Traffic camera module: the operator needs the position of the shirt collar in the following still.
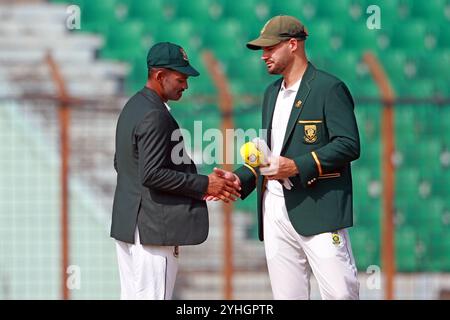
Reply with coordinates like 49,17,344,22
280,77,302,93
164,102,171,112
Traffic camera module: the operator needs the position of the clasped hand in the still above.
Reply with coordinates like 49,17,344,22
203,168,241,203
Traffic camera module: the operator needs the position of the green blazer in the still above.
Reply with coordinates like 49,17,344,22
111,87,209,246
235,62,360,240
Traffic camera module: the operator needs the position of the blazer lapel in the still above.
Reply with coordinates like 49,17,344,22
263,79,282,150
280,62,316,154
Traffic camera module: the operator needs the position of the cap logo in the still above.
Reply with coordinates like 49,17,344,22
180,48,189,61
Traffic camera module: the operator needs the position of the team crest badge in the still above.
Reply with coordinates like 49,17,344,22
304,124,317,143
180,48,189,61
332,232,341,246
295,100,302,108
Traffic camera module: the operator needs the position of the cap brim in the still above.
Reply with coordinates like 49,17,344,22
170,64,200,77
246,37,282,50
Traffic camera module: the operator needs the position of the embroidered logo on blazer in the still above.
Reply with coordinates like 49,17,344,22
304,124,317,143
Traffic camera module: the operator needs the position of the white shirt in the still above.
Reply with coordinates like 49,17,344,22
267,77,302,197
164,102,171,112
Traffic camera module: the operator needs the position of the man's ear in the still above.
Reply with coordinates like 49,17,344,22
155,69,164,81
289,38,298,52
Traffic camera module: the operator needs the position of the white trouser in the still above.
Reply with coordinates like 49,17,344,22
115,227,179,300
263,190,360,300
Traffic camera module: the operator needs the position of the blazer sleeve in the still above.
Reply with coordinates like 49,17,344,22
294,81,360,187
136,110,208,200
234,165,260,200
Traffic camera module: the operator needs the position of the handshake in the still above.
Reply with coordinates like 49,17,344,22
203,138,299,203
204,168,242,203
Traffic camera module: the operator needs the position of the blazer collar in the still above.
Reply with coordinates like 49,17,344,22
263,78,282,148
280,61,316,153
139,86,167,111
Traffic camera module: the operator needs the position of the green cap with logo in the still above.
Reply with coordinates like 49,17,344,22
147,42,200,77
246,15,308,50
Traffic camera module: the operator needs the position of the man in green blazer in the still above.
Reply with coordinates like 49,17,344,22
111,42,240,300
216,15,360,299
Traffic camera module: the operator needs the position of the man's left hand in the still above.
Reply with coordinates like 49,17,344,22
260,156,299,180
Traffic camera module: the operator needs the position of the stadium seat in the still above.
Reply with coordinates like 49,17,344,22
81,0,119,33
229,78,270,96
305,20,335,56
343,22,379,54
413,105,442,137
397,197,444,232
408,140,442,171
394,79,435,99
152,19,202,52
174,0,214,22
417,50,450,82
379,50,408,83
415,198,446,233
226,53,267,81
395,168,420,199
395,226,418,272
357,105,381,139
316,0,351,20
320,51,364,85
349,80,379,99
363,0,402,26
270,1,309,19
233,111,261,132
436,170,450,199
410,0,447,22
101,21,145,61
221,0,270,31
352,167,374,204
441,107,450,147
126,0,167,26
395,123,439,160
349,227,380,270
390,19,428,51
395,105,422,146
203,19,246,61
125,55,147,93
429,233,450,271
356,198,382,228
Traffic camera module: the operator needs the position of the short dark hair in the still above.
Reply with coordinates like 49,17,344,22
148,67,167,79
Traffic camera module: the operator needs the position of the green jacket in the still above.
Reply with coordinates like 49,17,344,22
235,62,360,240
111,87,209,245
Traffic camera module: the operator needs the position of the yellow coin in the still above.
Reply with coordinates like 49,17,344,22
240,142,262,167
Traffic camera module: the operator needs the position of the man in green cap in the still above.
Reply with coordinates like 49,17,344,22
216,15,360,299
111,42,240,300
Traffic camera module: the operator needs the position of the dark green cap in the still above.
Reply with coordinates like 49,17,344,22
247,15,308,50
147,42,199,77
